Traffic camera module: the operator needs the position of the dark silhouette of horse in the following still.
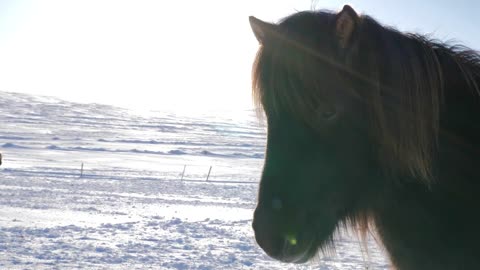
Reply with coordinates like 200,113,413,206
249,5,480,270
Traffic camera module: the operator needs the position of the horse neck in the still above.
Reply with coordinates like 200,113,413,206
370,49,480,270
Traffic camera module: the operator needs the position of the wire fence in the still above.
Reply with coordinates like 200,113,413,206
72,161,263,184
0,150,263,184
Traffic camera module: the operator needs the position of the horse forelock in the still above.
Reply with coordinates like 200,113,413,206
252,15,346,127
252,11,480,185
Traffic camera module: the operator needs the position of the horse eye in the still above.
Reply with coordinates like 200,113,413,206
315,105,337,120
321,110,337,119
315,107,337,120
271,198,283,210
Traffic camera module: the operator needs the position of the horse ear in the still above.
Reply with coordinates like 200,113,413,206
336,5,359,48
249,16,278,44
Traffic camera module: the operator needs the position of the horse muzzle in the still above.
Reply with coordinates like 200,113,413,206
252,204,317,263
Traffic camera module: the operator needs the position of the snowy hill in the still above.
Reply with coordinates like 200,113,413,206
0,91,389,269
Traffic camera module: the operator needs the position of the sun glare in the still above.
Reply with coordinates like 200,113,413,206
0,0,478,113
0,0,321,113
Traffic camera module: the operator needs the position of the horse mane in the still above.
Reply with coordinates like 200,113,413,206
252,10,480,184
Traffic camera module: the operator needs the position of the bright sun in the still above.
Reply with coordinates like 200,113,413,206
0,0,318,113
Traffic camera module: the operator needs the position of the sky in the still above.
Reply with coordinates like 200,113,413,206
0,0,478,113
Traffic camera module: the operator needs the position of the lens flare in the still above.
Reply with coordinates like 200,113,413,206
286,234,297,246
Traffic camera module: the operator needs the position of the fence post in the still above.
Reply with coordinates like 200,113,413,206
206,166,212,181
180,165,186,181
80,162,84,178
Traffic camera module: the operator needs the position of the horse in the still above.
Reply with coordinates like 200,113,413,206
249,5,480,270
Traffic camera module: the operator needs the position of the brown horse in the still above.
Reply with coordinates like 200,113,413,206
249,5,480,269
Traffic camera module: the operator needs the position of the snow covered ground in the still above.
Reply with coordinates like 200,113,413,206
0,91,390,269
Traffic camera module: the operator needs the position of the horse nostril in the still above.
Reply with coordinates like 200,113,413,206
271,198,282,210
